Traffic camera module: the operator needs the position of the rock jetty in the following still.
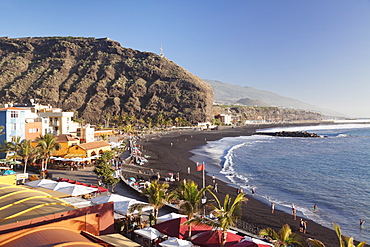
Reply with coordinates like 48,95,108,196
259,131,322,138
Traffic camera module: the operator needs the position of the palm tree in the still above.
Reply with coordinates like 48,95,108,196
259,224,302,247
308,223,366,247
17,140,39,174
0,141,16,159
141,180,174,224
184,192,247,247
36,133,61,171
176,180,213,237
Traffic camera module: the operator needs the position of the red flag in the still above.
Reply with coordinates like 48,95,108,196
197,162,204,171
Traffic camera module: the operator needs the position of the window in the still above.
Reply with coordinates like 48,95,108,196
10,123,17,130
10,111,19,118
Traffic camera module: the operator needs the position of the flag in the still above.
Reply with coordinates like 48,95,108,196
197,162,204,171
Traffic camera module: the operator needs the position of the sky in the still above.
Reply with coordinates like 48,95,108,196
1,0,370,117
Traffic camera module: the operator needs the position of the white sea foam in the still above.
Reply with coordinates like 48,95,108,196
257,124,370,133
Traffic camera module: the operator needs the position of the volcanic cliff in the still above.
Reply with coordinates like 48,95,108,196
0,37,214,124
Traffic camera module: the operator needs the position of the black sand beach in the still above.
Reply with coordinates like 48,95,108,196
137,125,343,247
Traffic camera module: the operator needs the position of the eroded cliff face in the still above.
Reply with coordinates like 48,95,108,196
0,37,214,124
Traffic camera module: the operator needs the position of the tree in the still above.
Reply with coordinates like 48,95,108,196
184,192,247,247
0,141,15,159
17,140,39,174
176,180,213,237
141,180,174,224
36,133,61,171
259,224,302,247
308,223,366,247
92,151,120,191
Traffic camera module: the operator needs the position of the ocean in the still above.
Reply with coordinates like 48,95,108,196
190,124,370,242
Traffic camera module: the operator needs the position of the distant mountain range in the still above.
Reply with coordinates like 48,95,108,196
204,79,345,117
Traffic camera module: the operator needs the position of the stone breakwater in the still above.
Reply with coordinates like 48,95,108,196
259,131,322,138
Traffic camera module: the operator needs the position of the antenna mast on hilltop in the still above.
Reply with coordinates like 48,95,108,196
159,44,165,57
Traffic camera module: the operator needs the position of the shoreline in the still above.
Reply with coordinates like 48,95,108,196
138,124,342,246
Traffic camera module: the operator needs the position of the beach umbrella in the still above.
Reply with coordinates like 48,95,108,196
134,227,162,240
191,230,243,247
159,237,194,247
3,170,16,175
153,217,212,239
25,179,58,188
232,236,274,247
157,212,187,222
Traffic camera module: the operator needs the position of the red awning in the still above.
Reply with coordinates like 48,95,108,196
153,217,212,239
191,230,243,247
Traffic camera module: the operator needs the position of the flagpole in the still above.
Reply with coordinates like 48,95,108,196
202,162,205,190
202,162,206,216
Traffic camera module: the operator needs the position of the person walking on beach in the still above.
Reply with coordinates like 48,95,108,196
251,188,255,196
214,183,218,193
313,204,317,213
187,166,190,174
271,202,275,214
292,207,297,220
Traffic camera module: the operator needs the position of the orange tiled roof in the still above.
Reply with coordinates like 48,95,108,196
77,141,110,150
55,134,79,142
0,107,25,111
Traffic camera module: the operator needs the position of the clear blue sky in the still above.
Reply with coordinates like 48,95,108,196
1,0,370,117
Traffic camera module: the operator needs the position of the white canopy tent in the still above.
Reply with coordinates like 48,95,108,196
115,200,153,215
157,213,187,222
134,227,163,240
25,179,58,188
57,184,98,196
39,181,75,191
159,238,194,247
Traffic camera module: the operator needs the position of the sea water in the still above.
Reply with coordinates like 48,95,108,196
190,124,370,242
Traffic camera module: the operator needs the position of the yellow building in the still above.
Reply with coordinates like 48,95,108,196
65,141,111,158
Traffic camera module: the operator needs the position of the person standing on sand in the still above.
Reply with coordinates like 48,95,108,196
313,204,317,213
271,202,275,214
299,218,304,232
214,183,218,193
251,188,255,196
187,167,190,174
212,175,216,183
292,207,297,220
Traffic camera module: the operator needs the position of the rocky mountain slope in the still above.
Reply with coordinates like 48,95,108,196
205,79,345,117
0,37,214,124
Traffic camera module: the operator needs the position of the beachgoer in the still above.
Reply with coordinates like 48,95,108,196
360,219,365,229
303,221,307,233
176,172,180,181
214,183,218,193
236,188,240,195
293,207,297,220
299,218,304,232
212,175,216,183
291,204,295,215
187,167,190,174
313,204,317,213
251,188,255,196
271,202,275,214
